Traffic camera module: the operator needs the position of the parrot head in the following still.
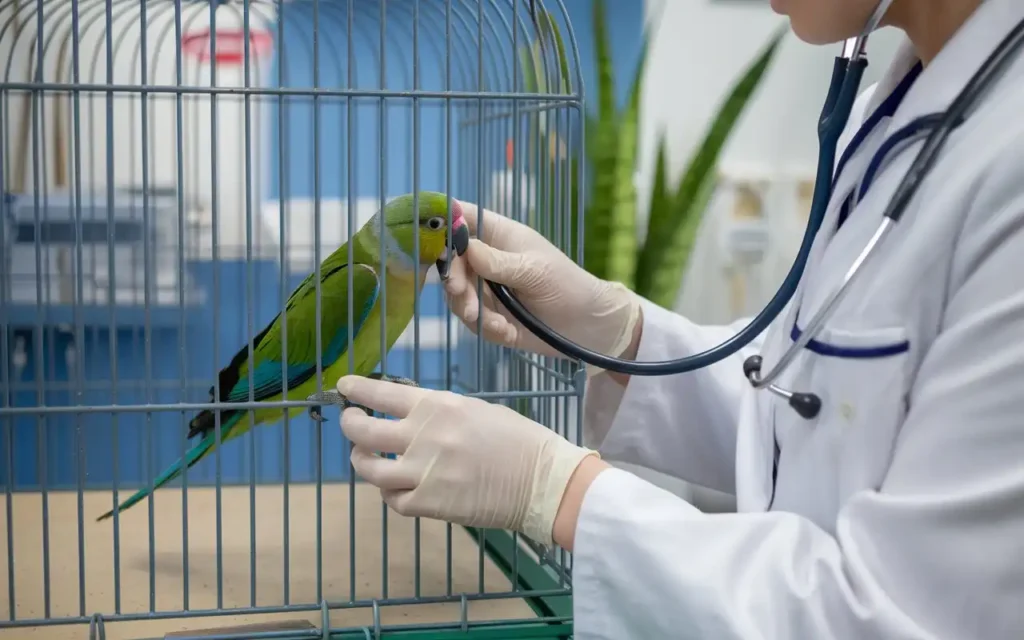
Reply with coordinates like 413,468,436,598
381,191,470,279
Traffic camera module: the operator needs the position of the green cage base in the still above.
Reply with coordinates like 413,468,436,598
329,620,572,639
331,528,574,638
461,528,572,620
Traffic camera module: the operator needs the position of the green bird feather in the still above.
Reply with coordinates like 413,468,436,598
97,192,470,522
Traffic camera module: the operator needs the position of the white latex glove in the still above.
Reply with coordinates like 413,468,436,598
443,200,642,374
337,374,599,546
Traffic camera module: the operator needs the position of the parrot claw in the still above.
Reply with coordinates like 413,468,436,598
306,374,421,422
305,390,357,422
309,406,325,422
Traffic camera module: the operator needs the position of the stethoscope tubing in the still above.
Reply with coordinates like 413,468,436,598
486,7,1024,392
487,48,864,378
748,217,895,390
485,25,874,377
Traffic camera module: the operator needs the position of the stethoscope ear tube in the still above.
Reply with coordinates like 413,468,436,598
484,14,1024,423
744,216,897,401
484,49,868,379
745,17,1024,416
883,15,1024,224
482,54,867,378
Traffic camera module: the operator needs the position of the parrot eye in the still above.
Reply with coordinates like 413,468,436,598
425,216,445,230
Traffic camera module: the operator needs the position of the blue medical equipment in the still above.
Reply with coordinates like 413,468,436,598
484,5,1024,420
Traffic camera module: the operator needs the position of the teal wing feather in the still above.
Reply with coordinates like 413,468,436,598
229,262,382,400
187,262,381,440
96,263,381,523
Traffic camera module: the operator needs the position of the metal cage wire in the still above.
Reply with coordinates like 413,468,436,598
0,0,586,638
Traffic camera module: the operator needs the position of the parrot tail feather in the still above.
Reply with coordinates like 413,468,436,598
95,431,219,522
187,407,239,441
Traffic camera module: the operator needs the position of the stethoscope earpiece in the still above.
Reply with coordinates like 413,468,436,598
743,355,822,420
742,355,764,380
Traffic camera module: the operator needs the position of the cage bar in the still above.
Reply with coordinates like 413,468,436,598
0,1,584,637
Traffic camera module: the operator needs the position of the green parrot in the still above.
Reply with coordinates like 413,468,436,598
96,192,470,522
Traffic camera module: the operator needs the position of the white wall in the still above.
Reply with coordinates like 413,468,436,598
639,0,904,197
624,0,906,508
640,3,905,324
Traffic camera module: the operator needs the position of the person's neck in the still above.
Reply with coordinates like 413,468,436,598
885,0,985,65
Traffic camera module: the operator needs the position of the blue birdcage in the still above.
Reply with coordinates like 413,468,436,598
0,1,583,637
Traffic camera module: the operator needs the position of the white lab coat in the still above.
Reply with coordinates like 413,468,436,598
573,1,1024,638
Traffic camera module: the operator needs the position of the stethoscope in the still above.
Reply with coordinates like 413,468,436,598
484,1,1024,420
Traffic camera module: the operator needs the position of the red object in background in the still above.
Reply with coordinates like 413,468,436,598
506,139,514,167
181,28,272,65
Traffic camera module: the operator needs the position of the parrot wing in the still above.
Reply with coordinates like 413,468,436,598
187,262,381,439
96,262,382,523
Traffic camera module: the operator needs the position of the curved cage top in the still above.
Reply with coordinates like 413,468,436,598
0,0,585,98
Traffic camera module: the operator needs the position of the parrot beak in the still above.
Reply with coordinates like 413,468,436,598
436,217,470,281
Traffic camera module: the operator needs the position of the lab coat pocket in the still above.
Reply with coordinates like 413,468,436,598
810,324,911,499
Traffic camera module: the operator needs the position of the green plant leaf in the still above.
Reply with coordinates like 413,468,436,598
535,8,572,95
603,35,649,288
591,0,617,124
519,41,539,93
635,26,786,308
517,9,578,255
634,135,671,296
523,40,543,169
533,10,573,246
581,0,620,280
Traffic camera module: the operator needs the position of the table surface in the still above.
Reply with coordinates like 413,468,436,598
0,484,538,639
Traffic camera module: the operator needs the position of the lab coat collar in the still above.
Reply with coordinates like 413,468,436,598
880,0,1024,131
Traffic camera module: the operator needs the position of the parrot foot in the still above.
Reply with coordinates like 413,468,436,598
305,392,341,423
306,373,420,423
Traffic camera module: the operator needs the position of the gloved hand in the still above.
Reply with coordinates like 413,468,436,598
337,374,599,546
443,200,642,372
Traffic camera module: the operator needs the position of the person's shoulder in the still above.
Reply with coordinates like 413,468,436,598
975,53,1024,153
934,61,1024,283
949,81,1024,283
964,74,1024,218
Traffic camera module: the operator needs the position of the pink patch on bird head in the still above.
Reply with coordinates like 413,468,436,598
451,199,467,229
